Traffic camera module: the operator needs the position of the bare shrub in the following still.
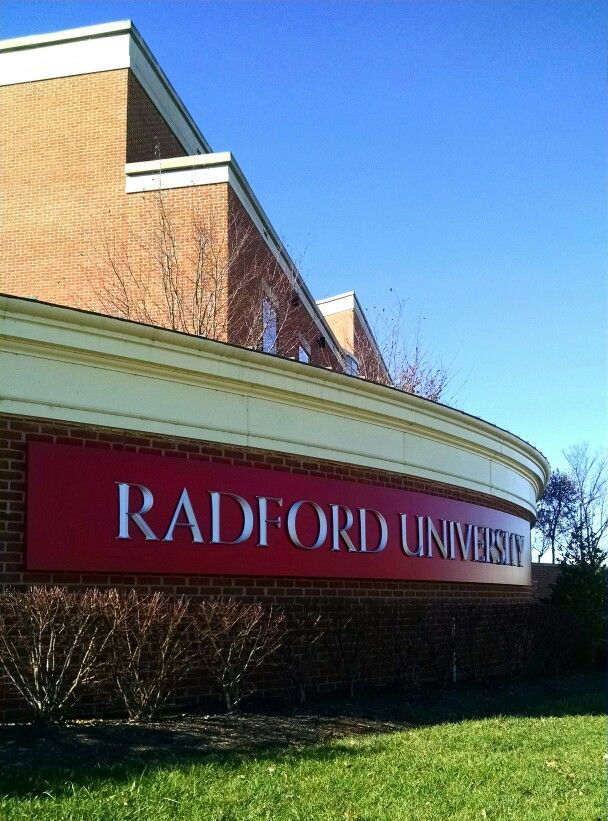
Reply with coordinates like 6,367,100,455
284,606,325,704
417,603,458,685
389,602,426,691
493,604,536,676
455,603,497,682
323,602,367,698
530,604,585,676
105,590,194,721
195,597,286,712
0,587,111,723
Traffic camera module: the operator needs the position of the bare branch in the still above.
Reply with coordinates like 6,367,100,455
194,597,286,712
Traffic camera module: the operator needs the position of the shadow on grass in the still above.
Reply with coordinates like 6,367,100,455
0,671,605,799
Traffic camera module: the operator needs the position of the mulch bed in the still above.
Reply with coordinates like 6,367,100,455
0,672,603,775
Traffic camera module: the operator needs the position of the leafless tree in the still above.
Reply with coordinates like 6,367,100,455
104,590,194,721
195,597,286,712
359,295,451,402
0,587,111,723
91,187,321,362
92,184,455,394
561,444,608,566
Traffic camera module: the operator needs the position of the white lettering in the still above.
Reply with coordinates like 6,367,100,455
210,491,254,545
163,488,203,542
358,508,388,553
257,496,282,547
287,500,327,550
116,482,158,540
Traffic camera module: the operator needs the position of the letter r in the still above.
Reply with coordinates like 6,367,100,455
116,482,158,540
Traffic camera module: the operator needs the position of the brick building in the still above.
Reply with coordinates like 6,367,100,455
0,20,387,377
0,22,550,716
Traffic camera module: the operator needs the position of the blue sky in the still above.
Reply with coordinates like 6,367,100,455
2,1,606,471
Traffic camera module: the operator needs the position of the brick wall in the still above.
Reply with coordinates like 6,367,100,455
0,412,533,717
353,309,387,382
531,563,560,600
0,71,128,306
0,69,341,369
0,68,210,313
126,72,187,163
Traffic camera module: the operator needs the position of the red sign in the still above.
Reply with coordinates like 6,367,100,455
26,443,531,585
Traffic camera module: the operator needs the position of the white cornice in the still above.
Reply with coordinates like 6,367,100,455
0,20,132,51
125,154,346,364
0,20,211,155
0,295,550,516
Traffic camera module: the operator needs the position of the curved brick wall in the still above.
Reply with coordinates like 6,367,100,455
0,413,536,718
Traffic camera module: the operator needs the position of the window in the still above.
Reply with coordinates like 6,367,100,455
262,295,277,353
297,339,310,364
344,353,359,376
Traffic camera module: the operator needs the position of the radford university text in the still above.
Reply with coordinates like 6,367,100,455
116,483,524,567
27,443,529,582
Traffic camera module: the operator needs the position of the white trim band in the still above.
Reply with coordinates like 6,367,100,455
0,296,550,517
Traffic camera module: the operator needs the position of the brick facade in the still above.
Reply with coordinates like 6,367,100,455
531,563,560,601
0,411,533,718
1,71,128,306
0,26,546,719
1,66,343,370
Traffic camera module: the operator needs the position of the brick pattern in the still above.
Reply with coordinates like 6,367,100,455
0,71,128,306
126,72,187,163
0,68,342,371
531,563,560,601
0,412,533,717
353,309,387,381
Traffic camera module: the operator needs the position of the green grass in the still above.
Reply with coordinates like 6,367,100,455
0,678,605,820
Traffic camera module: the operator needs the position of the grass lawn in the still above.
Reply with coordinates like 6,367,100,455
0,674,605,820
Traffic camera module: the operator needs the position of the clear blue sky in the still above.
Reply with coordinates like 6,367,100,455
3,1,606,471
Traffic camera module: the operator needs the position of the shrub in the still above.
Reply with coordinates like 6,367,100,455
550,563,607,667
195,597,286,711
104,590,194,721
389,601,425,690
283,606,325,704
0,586,111,723
323,601,367,698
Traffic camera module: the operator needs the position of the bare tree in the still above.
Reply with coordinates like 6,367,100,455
105,590,194,721
0,587,111,723
561,444,608,567
92,187,324,363
92,183,456,394
195,597,286,712
360,295,451,402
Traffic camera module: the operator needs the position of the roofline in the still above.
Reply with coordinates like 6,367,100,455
0,291,552,506
0,20,133,51
125,153,347,365
0,20,211,154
